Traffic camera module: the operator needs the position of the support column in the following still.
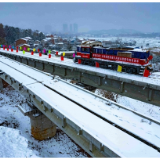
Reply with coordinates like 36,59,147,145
0,78,3,90
29,112,57,141
18,103,57,141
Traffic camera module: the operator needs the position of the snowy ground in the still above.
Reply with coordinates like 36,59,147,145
116,95,160,121
79,36,160,48
95,89,160,122
0,85,88,158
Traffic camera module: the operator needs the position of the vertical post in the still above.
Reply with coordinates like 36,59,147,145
0,78,3,90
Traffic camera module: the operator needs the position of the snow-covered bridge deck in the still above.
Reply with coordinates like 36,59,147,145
0,55,160,157
0,49,160,107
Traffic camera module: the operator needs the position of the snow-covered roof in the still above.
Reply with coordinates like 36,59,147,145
25,37,32,39
18,44,30,47
93,46,105,49
16,38,28,42
56,42,64,45
42,39,47,42
130,48,149,52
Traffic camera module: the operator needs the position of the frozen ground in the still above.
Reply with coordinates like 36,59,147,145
0,85,88,158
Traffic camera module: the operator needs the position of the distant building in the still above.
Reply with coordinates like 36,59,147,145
63,24,68,33
73,23,78,33
70,24,72,33
45,34,54,38
34,40,41,45
15,37,32,47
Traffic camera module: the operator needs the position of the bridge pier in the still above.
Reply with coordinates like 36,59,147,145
0,78,3,90
18,103,57,141
28,112,57,141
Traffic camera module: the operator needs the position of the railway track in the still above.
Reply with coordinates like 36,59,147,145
0,50,160,107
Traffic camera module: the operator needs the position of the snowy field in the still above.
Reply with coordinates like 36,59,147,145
79,36,160,48
0,85,88,158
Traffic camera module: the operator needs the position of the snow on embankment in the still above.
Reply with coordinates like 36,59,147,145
0,126,37,158
0,86,87,158
117,96,160,121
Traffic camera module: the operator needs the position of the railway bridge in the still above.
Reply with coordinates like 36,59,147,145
0,50,160,107
0,55,160,157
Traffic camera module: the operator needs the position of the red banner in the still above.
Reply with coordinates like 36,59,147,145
92,53,147,65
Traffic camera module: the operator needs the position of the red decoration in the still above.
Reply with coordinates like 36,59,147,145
56,51,58,55
3,47,5,50
11,49,13,52
39,53,42,57
95,62,99,68
31,51,34,55
48,54,51,58
16,49,18,52
61,56,64,61
143,70,150,77
7,48,9,51
148,55,153,60
78,59,81,64
38,49,40,52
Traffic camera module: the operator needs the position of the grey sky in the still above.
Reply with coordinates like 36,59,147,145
0,3,160,33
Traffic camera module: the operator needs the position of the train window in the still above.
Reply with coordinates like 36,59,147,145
103,49,106,54
81,47,90,52
94,49,96,53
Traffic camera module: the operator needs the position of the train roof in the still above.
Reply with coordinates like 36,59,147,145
129,48,149,52
93,46,105,49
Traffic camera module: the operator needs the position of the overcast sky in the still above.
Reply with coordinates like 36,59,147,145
0,3,160,33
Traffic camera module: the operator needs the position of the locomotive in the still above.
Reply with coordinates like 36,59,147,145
73,41,153,74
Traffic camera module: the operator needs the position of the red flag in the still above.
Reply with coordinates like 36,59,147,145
48,54,51,58
95,62,99,68
143,70,150,77
78,59,81,64
61,56,64,61
148,55,153,60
